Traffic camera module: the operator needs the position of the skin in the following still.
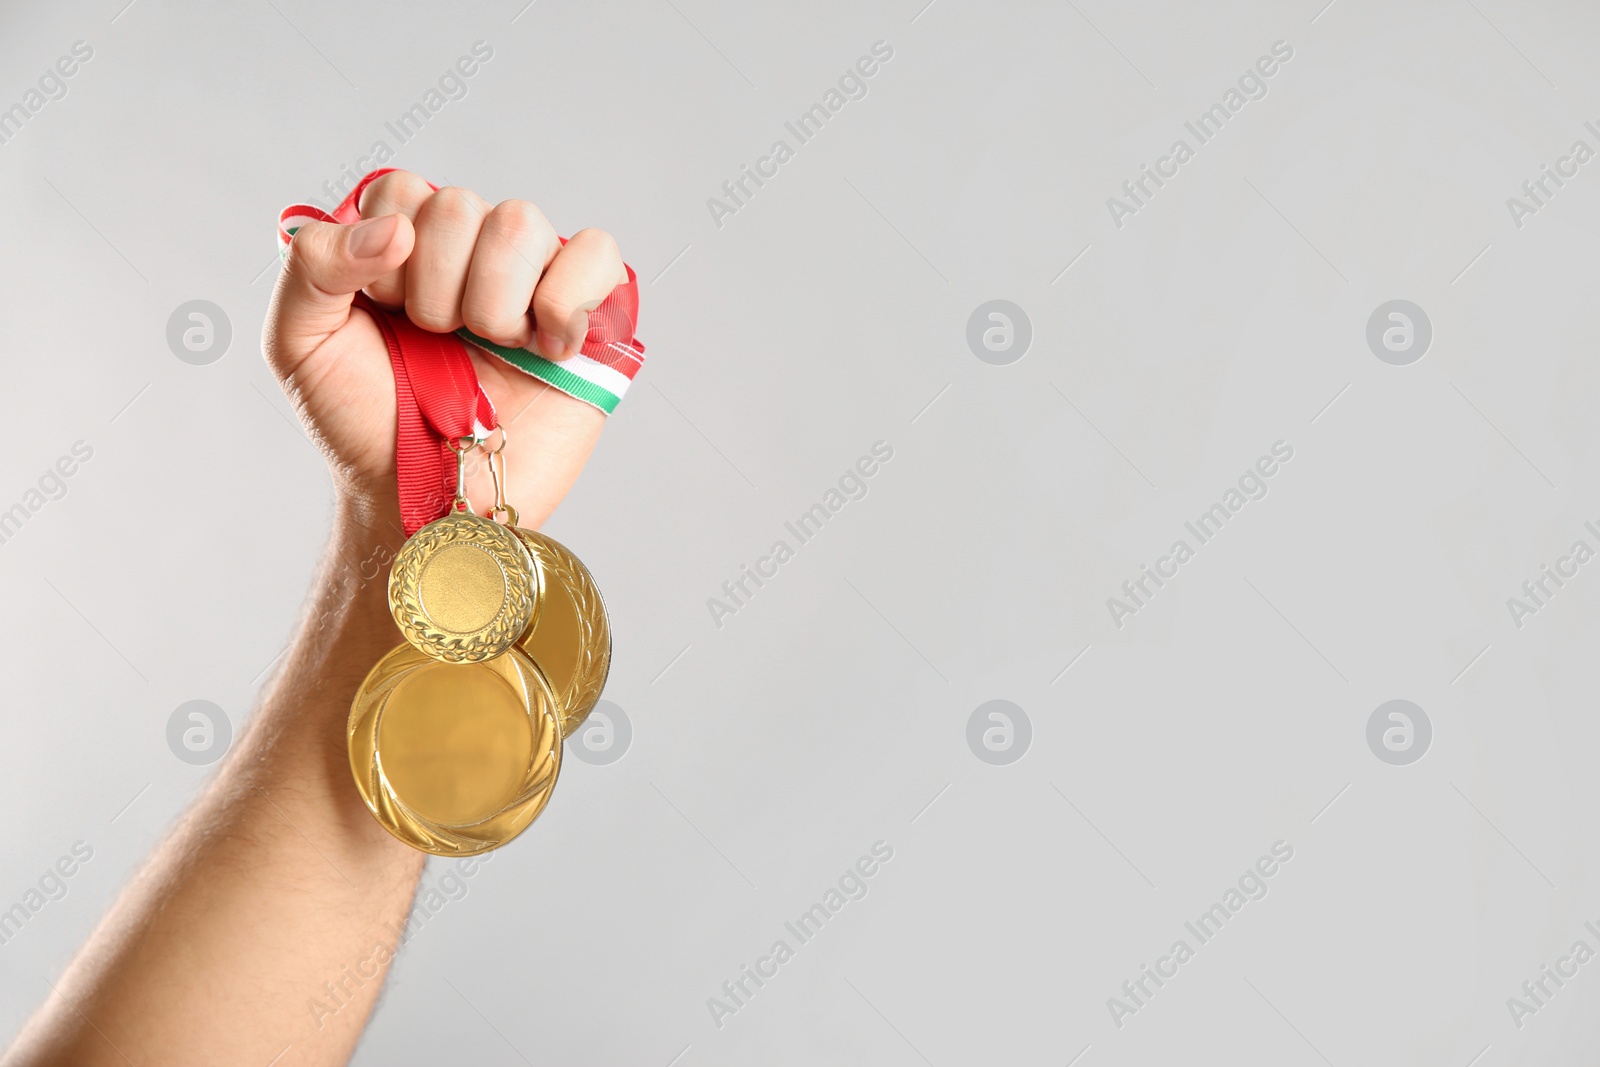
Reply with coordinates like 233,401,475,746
3,171,631,1066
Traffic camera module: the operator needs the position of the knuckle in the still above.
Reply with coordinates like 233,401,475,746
283,222,335,275
406,294,459,331
486,199,554,246
422,186,487,228
533,290,583,333
361,170,431,213
570,227,621,261
280,236,314,279
462,297,520,338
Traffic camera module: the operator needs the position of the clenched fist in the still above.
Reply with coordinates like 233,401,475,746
263,170,631,527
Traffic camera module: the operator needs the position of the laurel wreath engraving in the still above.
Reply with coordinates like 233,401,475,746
348,644,562,856
515,528,612,737
388,513,537,664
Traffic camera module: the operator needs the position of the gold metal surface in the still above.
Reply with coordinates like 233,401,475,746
512,527,612,737
348,642,561,855
388,511,539,663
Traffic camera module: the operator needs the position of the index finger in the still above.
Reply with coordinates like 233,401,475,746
356,170,434,308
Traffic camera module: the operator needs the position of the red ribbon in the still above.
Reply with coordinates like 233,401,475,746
314,171,493,535
353,293,495,534
316,169,639,536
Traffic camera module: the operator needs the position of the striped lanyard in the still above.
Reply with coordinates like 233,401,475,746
278,170,645,534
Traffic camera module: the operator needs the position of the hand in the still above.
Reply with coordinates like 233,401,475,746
262,170,630,527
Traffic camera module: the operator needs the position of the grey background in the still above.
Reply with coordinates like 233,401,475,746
2,0,1598,1063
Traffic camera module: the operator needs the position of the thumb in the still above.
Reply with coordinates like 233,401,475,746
264,214,414,375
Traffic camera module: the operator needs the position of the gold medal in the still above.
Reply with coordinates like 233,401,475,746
387,438,538,663
348,642,561,855
480,435,613,738
512,526,612,737
388,510,538,662
349,430,609,855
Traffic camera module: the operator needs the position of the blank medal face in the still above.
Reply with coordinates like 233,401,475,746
418,543,508,634
348,643,562,855
376,663,533,826
388,512,539,663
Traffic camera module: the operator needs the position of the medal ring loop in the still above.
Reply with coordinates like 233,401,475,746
448,436,481,514
477,426,508,456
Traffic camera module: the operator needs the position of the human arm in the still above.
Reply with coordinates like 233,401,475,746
3,170,630,1066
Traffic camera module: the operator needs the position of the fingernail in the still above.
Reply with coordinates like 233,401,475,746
348,215,397,258
536,329,569,361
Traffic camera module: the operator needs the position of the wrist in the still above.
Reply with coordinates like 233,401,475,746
262,497,406,713
333,484,403,541
315,503,405,648
245,504,405,806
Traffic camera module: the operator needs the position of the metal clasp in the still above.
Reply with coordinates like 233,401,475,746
478,428,519,527
448,436,479,514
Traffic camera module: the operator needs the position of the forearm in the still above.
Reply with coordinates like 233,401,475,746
9,164,626,1066
6,499,425,1067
